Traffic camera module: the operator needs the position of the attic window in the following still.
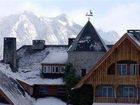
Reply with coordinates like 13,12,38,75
107,63,115,75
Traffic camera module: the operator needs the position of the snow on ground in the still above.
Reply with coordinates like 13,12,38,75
35,97,66,105
93,103,140,105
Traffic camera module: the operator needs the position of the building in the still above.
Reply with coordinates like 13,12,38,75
75,30,140,104
2,19,140,104
2,20,107,99
68,21,108,76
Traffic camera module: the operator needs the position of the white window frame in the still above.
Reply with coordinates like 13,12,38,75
42,65,65,74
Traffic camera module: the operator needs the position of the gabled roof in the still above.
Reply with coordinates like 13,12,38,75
68,21,108,52
75,33,140,88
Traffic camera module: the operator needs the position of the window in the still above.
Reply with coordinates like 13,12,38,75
60,66,65,73
56,67,59,73
81,69,86,76
130,64,136,75
107,63,115,75
42,66,65,74
48,67,51,73
52,67,55,73
96,85,114,97
117,64,127,75
118,86,137,98
39,86,48,95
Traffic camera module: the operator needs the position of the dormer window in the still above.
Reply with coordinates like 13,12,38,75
42,65,65,78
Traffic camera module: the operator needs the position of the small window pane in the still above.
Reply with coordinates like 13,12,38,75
96,86,114,97
117,64,127,75
130,64,136,75
60,67,65,73
56,67,59,73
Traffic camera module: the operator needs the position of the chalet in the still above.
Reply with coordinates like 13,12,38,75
75,30,140,104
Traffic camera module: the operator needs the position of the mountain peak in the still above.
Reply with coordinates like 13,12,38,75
55,14,68,22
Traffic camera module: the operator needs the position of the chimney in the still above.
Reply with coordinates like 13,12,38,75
68,38,75,47
127,30,140,41
3,37,17,72
32,40,45,50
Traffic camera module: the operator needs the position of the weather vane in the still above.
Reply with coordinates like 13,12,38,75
86,10,93,21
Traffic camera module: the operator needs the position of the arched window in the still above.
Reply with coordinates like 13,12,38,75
117,85,137,98
107,63,115,75
95,85,114,97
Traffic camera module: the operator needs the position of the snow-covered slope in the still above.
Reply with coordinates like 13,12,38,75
0,11,120,59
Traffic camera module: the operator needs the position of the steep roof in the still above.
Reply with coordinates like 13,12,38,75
68,21,108,52
15,45,68,85
0,63,33,105
75,33,140,88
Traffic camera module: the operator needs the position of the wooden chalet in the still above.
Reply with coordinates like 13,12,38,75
0,89,13,105
75,30,140,104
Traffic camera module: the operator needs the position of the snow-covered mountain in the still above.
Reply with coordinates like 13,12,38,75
0,11,120,59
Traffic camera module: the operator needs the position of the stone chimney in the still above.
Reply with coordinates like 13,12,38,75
68,38,75,47
3,37,17,72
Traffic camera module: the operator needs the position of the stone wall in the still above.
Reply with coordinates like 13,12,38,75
68,51,105,76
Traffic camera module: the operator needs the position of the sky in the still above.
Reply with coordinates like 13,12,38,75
0,0,140,36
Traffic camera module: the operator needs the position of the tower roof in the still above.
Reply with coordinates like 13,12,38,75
68,21,108,52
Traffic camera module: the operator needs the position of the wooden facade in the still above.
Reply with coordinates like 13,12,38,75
76,34,140,103
33,84,66,98
18,80,66,98
18,80,34,96
0,89,13,105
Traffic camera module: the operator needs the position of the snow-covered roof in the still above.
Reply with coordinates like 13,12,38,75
68,21,108,52
0,63,34,105
42,51,68,64
1,63,65,86
5,45,68,85
127,33,140,47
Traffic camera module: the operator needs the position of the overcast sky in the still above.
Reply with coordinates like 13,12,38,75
0,0,140,36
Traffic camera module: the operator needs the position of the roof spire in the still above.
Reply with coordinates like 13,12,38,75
86,10,93,21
